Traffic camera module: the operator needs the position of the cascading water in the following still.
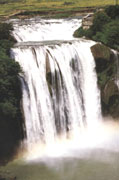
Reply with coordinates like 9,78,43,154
12,18,82,42
117,54,119,88
11,18,102,156
113,50,119,88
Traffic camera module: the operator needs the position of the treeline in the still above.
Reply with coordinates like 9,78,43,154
0,22,24,162
74,5,119,50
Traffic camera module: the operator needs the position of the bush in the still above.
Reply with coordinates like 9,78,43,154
91,11,110,33
0,40,14,55
73,27,93,38
101,20,119,49
0,23,14,40
73,27,86,37
92,31,104,42
105,5,119,19
0,102,17,118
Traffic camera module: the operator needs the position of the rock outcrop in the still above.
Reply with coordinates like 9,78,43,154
91,43,119,119
82,13,94,29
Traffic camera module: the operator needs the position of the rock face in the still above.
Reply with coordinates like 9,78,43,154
91,43,119,119
82,13,94,29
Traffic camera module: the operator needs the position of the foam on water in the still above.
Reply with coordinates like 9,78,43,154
11,18,119,162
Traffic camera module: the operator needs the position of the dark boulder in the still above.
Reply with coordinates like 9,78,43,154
91,43,119,119
91,43,112,73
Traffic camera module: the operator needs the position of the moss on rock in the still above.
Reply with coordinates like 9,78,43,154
91,43,111,61
91,43,119,119
91,43,112,73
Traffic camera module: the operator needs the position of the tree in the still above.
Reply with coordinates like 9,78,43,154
105,5,119,19
101,20,119,49
0,22,24,161
91,12,110,33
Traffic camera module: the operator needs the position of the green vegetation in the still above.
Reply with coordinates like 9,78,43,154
0,22,23,162
0,0,115,17
74,5,119,50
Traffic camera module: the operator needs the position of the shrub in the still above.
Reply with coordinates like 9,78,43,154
0,23,14,40
73,27,86,37
101,20,119,49
105,5,119,19
91,11,110,33
73,27,93,38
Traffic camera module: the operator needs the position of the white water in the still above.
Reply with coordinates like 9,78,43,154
11,18,103,159
12,18,81,42
113,50,119,88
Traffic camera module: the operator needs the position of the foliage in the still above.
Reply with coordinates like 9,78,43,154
91,12,110,33
0,22,23,160
0,40,14,55
74,5,119,50
73,27,86,37
105,5,119,19
74,26,94,38
92,19,119,50
100,20,119,49
0,23,15,41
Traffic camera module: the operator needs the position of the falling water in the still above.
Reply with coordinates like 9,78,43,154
11,18,102,153
113,50,119,88
12,18,82,42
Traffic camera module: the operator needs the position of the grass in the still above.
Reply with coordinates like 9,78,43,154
0,0,116,17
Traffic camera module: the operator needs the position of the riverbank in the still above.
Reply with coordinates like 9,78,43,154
0,0,115,20
0,7,96,20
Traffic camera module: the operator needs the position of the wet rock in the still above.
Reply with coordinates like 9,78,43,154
46,53,52,96
91,43,112,73
91,43,119,119
46,53,51,74
103,79,119,104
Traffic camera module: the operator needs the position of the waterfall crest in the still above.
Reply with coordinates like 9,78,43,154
12,18,82,42
11,18,101,147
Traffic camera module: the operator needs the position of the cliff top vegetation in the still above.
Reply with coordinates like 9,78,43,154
0,0,116,18
74,5,119,50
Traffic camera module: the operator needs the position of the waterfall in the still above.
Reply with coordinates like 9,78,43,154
11,18,101,148
115,51,119,88
12,18,82,42
111,50,119,89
